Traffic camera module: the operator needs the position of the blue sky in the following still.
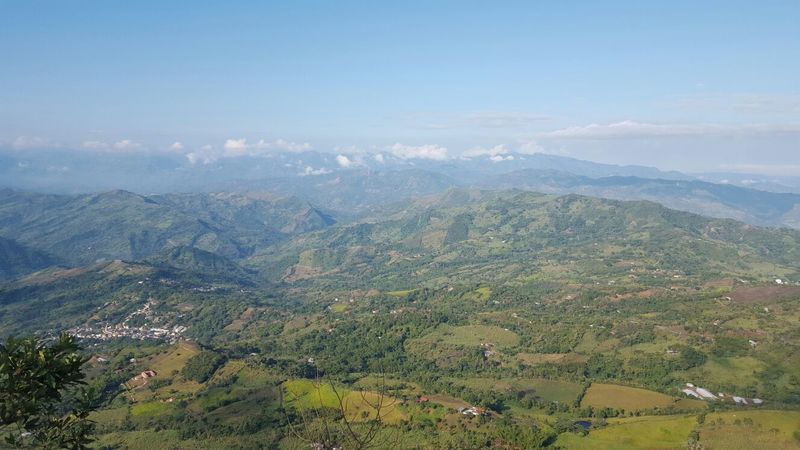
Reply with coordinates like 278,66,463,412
1,1,798,173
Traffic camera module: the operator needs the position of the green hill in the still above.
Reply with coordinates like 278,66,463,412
478,169,800,229
0,189,335,268
257,189,800,289
0,235,58,280
148,245,254,284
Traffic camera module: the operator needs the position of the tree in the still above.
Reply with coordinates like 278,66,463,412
282,372,399,450
181,350,224,383
0,333,97,449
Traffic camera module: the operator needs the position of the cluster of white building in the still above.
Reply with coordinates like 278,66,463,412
69,298,187,342
681,383,763,405
70,323,187,342
456,406,487,417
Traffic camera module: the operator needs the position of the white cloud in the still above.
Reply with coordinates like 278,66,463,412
79,139,142,151
373,153,385,163
539,121,699,139
185,152,202,165
462,142,543,159
333,145,359,153
489,154,514,162
169,141,184,151
463,144,509,158
389,143,449,160
223,138,249,156
517,140,545,154
185,144,216,165
223,138,312,157
336,154,354,168
186,152,214,165
268,139,312,152
538,120,800,140
300,166,332,176
12,136,52,149
82,140,108,150
112,139,141,150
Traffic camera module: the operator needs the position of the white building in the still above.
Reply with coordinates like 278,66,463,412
695,388,718,399
682,389,701,399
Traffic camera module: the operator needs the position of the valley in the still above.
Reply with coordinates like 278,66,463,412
3,4,798,448
2,187,799,449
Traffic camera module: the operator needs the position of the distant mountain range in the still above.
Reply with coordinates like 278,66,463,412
0,189,334,268
4,187,800,333
253,189,800,289
2,149,800,231
476,169,800,229
0,149,693,194
0,236,57,280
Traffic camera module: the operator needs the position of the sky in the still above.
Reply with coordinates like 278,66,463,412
1,1,798,174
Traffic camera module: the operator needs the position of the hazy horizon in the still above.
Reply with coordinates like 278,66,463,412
3,4,800,448
2,1,798,176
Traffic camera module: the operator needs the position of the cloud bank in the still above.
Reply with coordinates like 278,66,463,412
389,143,449,160
538,120,800,139
222,138,312,157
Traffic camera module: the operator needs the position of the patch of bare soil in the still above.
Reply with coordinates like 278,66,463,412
730,285,800,304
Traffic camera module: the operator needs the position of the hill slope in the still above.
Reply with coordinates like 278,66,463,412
0,236,57,280
478,169,800,229
258,189,800,288
0,189,335,267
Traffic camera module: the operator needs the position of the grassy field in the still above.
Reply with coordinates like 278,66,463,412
121,341,203,402
354,375,422,397
223,306,257,332
443,376,583,404
93,429,283,450
457,286,492,301
556,414,697,449
282,379,407,424
330,302,349,312
684,356,766,387
574,332,620,354
426,393,471,410
130,401,173,417
581,383,678,411
283,379,342,409
385,289,415,297
207,359,245,382
516,378,584,404
148,340,201,375
673,398,708,410
341,391,407,424
90,406,129,428
413,324,520,347
699,410,800,450
517,352,587,366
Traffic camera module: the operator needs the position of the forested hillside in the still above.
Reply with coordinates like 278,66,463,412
0,189,335,269
259,190,800,289
2,188,800,449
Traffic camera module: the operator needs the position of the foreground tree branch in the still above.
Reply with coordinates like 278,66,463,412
0,333,97,449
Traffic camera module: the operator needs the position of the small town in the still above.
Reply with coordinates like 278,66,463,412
69,322,187,342
68,298,187,343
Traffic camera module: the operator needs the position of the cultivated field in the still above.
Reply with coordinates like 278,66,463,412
556,414,697,449
412,324,520,347
699,410,800,450
283,379,407,424
581,383,680,411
